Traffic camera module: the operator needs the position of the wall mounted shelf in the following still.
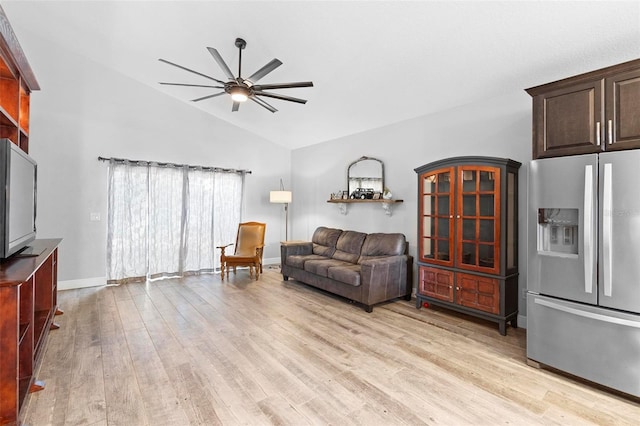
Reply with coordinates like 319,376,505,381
327,199,403,216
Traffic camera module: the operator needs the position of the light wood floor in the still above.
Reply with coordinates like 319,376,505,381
23,267,640,425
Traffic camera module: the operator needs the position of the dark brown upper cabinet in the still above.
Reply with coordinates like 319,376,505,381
527,59,640,159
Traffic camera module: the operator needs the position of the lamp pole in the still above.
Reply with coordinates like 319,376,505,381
284,202,289,241
270,179,292,242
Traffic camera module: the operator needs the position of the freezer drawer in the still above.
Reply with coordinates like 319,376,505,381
527,293,640,397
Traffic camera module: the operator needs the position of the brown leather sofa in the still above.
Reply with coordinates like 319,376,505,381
280,227,412,312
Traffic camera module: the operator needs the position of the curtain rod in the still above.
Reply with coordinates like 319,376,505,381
98,156,251,175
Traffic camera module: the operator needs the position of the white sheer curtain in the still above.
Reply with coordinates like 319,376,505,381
182,169,244,274
106,159,244,284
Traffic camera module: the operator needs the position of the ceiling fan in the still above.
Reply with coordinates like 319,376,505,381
159,38,313,113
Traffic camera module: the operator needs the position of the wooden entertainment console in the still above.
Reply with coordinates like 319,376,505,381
0,239,61,425
0,9,60,424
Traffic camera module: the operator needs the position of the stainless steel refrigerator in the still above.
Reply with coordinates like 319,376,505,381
527,151,640,398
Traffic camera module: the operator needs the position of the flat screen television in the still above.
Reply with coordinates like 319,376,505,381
0,138,37,259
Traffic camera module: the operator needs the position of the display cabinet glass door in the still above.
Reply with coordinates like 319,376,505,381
420,167,454,266
456,166,501,275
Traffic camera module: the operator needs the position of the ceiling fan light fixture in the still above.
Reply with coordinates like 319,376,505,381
230,86,249,102
159,38,312,113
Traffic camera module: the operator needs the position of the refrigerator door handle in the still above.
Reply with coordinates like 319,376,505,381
584,165,594,294
534,297,640,329
603,163,613,297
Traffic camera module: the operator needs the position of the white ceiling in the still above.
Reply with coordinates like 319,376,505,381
4,1,640,149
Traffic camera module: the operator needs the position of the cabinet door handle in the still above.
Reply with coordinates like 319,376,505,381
608,119,613,144
596,121,601,146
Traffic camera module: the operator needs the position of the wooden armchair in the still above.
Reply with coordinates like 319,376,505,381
217,222,266,281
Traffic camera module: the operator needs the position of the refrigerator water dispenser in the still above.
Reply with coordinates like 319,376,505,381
537,208,579,255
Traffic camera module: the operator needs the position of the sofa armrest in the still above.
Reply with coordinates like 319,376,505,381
280,241,313,258
360,255,411,305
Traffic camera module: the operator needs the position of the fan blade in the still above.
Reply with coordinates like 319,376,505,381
159,59,226,84
191,92,226,102
160,82,225,89
232,101,240,112
250,96,278,113
252,81,314,90
254,91,307,104
207,47,235,80
246,59,283,84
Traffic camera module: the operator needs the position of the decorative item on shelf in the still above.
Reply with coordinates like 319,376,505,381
383,187,392,200
327,156,403,216
330,189,344,200
350,187,375,199
348,156,384,196
270,179,292,240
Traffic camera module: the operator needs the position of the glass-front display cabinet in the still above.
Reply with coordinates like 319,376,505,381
414,156,521,335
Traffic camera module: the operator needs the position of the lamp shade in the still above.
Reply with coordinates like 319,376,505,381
270,190,292,203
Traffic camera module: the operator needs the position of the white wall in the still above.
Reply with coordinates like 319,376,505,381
18,27,292,286
291,90,532,318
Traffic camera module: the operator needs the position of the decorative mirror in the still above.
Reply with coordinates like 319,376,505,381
347,156,384,198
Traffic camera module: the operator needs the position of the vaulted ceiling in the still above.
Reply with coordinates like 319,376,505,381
4,1,640,149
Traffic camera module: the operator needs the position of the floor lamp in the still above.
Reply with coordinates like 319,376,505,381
270,179,292,241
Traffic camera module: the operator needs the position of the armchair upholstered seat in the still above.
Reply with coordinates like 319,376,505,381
217,222,266,281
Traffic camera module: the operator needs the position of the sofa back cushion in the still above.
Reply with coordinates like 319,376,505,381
332,230,367,263
312,227,343,257
359,233,406,262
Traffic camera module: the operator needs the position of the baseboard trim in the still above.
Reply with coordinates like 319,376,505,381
263,257,280,266
58,276,106,290
518,313,527,329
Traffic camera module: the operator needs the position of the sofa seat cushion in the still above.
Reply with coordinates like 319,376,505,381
328,265,362,287
332,231,367,263
312,227,343,257
286,254,329,269
304,258,353,277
